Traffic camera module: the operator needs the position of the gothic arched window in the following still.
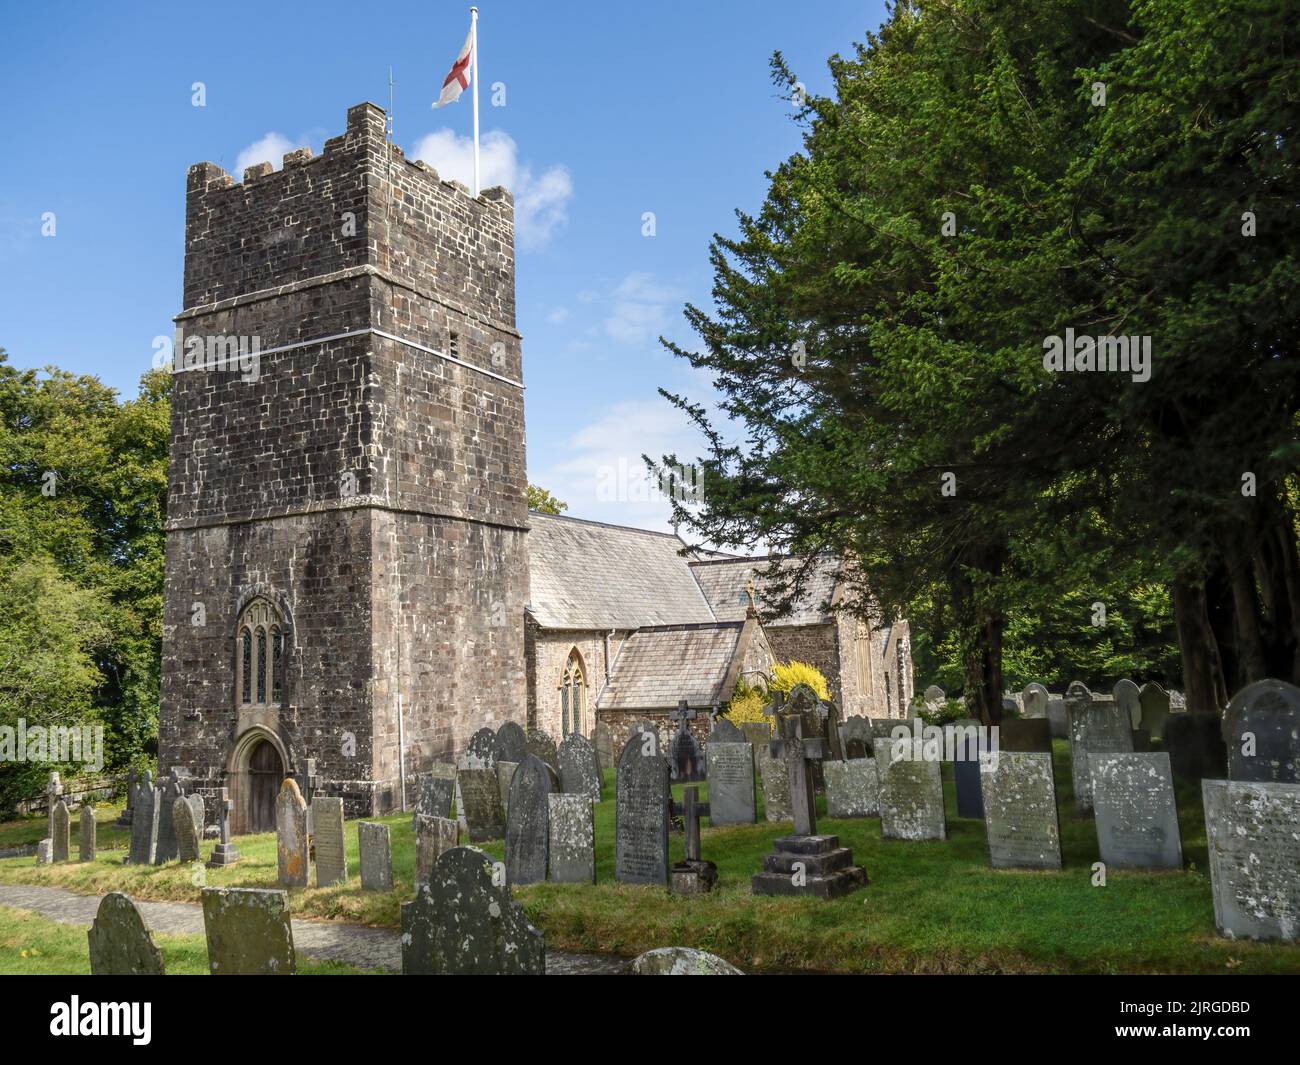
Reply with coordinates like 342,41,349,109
236,599,285,709
560,651,586,736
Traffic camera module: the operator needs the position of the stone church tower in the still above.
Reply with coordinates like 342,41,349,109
159,103,528,832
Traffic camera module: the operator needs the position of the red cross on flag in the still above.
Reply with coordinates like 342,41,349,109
433,24,474,108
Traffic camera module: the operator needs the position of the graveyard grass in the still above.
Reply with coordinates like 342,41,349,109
0,904,369,975
2,749,1299,975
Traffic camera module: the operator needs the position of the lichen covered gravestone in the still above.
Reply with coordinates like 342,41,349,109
312,796,348,886
615,729,671,884
704,734,756,825
548,793,595,883
202,887,296,974
1203,779,1300,942
457,732,503,842
496,760,518,809
276,778,310,887
50,799,70,862
128,771,158,865
525,728,560,775
1113,679,1142,729
494,720,527,763
358,821,392,891
823,758,879,818
1066,682,1134,812
415,814,459,885
978,751,1061,870
401,846,545,974
757,744,792,822
79,806,97,862
558,732,602,803
153,772,183,864
631,947,744,975
877,732,946,841
412,763,457,827
505,754,550,885
87,892,165,975
1022,682,1050,719
1091,752,1183,869
172,795,200,863
1224,679,1300,784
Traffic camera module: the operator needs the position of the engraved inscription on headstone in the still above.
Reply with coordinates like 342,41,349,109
505,754,550,885
494,720,527,763
548,793,596,884
558,732,602,803
172,795,201,863
79,806,97,862
978,751,1062,870
415,814,460,885
705,739,756,825
1224,679,1300,784
457,745,504,843
1091,753,1182,869
312,796,348,886
757,744,792,822
358,820,392,891
275,778,309,887
1066,682,1134,812
877,734,946,841
615,729,670,884
824,758,879,818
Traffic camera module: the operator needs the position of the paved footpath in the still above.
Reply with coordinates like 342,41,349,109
0,883,627,975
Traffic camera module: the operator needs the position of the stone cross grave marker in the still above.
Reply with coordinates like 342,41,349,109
1091,752,1183,869
615,727,671,884
79,806,97,862
312,796,348,886
207,788,240,867
358,821,392,891
50,799,70,862
202,887,296,974
669,785,717,894
88,892,165,975
401,846,545,974
547,793,595,884
505,754,550,885
669,701,704,782
978,751,1062,870
275,778,310,887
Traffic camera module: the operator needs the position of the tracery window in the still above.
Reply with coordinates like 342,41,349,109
560,650,586,736
236,599,285,708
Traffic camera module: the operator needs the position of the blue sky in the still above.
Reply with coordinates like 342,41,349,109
0,0,887,532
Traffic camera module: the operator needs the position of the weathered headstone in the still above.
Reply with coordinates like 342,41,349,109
358,821,392,891
172,795,200,863
1164,713,1227,783
115,768,136,827
207,787,240,867
978,751,1062,869
704,736,756,826
188,794,205,838
526,728,560,775
79,806,97,862
1091,753,1182,869
1138,681,1172,742
494,720,527,763
740,721,771,751
923,684,945,707
1066,682,1134,812
496,760,518,809
1203,779,1300,942
412,763,457,827
838,716,873,759
824,758,879,817
709,716,745,744
548,793,595,883
631,947,743,975
877,732,946,841
312,796,348,886
457,741,504,843
153,772,183,864
401,846,545,974
558,732,602,803
46,772,62,838
593,720,614,772
50,799,70,862
1113,679,1142,729
615,728,671,884
275,778,310,887
128,771,158,865
87,892,165,975
36,838,53,864
1046,694,1068,739
415,814,460,885
669,702,705,782
757,744,792,822
1224,679,1300,784
202,887,296,974
505,754,550,886
1022,682,1050,719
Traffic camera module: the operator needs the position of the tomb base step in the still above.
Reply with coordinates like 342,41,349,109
762,846,855,877
751,865,867,899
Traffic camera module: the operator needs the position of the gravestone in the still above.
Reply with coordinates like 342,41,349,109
669,702,704,782
457,743,504,843
1066,682,1134,812
505,754,550,886
1022,682,1050,719
1002,696,1020,718
496,760,518,809
1138,682,1172,742
202,887,296,974
1224,678,1300,784
153,772,183,864
823,758,878,818
115,768,136,827
752,718,867,898
36,838,52,864
1091,753,1182,869
402,846,545,974
740,721,771,750
838,716,873,759
312,797,348,886
526,728,560,774
207,787,240,867
412,763,457,826
669,786,717,895
50,799,70,862
709,716,745,744
87,892,165,975
558,732,602,803
357,821,392,891
128,771,158,865
1164,713,1227,783
631,947,744,975
923,684,945,707
593,720,614,772
548,793,595,884
275,778,310,887
877,733,946,840
415,814,460,885
1046,695,1068,739
189,794,205,837
952,731,986,819
494,720,527,763
1113,679,1142,729
978,751,1062,870
1203,779,1300,942
998,718,1053,753
172,796,200,863
615,728,671,884
79,806,96,862
705,735,756,826
757,744,792,822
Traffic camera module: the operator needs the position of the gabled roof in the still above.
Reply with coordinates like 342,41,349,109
689,555,841,625
596,622,749,712
525,512,716,629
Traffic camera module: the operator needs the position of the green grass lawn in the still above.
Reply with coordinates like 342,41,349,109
0,804,131,852
0,904,369,975
1,743,1298,974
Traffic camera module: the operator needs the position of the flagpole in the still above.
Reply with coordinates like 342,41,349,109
470,6,480,196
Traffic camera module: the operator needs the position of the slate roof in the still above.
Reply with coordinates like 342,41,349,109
597,623,745,711
689,556,841,625
525,512,716,629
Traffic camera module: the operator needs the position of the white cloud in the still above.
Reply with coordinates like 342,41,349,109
546,307,572,324
603,272,683,346
234,133,298,178
412,128,572,250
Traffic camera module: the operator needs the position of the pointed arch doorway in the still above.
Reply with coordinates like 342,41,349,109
227,728,288,835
